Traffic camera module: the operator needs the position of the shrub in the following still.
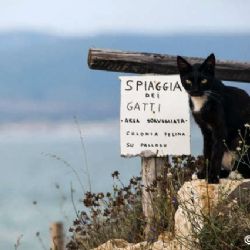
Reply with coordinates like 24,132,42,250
197,189,250,250
66,173,144,250
66,155,198,250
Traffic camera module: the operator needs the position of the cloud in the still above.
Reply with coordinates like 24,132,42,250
0,0,250,35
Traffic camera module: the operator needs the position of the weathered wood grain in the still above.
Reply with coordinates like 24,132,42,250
141,157,167,241
50,222,64,250
88,48,250,83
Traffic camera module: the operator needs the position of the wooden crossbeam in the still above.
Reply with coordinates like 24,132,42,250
88,48,250,83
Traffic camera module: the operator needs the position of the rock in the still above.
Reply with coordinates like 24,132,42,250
92,239,151,250
94,179,250,250
92,235,179,250
174,179,250,249
92,239,134,250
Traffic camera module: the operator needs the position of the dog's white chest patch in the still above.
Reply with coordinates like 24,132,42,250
190,96,208,112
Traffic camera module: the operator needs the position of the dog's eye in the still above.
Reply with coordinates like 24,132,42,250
201,79,208,84
185,79,192,84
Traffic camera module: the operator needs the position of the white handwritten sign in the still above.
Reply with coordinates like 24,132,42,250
120,75,190,157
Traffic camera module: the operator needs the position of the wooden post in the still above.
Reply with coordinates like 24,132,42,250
50,222,64,250
142,157,167,241
88,48,250,83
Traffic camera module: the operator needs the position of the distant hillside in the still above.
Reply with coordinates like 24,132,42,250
0,32,250,122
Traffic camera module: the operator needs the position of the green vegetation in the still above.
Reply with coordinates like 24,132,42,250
66,155,250,250
197,191,250,250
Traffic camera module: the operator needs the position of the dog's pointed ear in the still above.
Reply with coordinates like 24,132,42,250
177,56,192,75
201,53,215,75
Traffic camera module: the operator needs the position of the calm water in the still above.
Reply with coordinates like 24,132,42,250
0,120,202,249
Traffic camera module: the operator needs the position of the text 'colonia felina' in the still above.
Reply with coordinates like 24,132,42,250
126,131,186,137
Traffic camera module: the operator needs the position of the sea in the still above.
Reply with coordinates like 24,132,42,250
0,120,202,249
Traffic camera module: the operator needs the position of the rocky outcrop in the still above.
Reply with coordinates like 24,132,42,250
175,179,250,249
92,233,179,250
94,179,250,250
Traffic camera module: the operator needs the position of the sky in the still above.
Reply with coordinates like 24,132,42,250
0,0,250,36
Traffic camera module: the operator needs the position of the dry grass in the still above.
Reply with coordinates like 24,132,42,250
66,155,250,250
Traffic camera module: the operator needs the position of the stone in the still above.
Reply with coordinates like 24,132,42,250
174,179,250,249
92,235,179,250
92,239,133,250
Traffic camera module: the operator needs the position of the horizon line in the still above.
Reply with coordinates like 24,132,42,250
1,29,250,38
